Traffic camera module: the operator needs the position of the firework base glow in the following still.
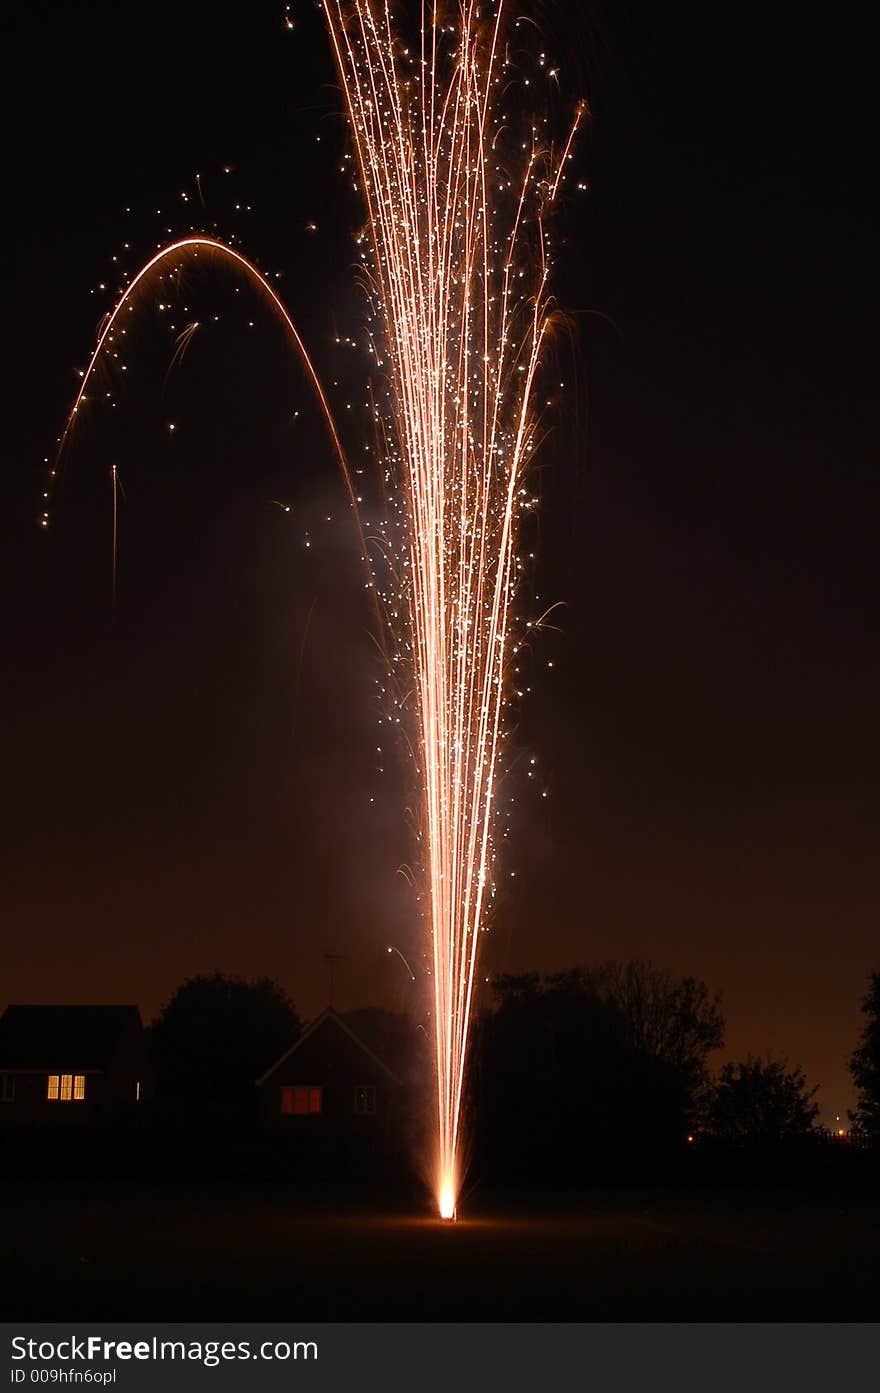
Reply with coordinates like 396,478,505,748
439,1180,456,1222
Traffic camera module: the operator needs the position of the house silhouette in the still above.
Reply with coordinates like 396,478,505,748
0,1005,153,1122
256,1007,404,1167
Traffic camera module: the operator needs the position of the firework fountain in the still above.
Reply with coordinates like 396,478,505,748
48,2,577,1222
321,0,579,1217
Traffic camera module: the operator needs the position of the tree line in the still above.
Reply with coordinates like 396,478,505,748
147,963,880,1169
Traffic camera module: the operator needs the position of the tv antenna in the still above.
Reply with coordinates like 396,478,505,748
323,952,344,1009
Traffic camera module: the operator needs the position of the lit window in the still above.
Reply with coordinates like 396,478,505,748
354,1085,376,1116
280,1085,322,1115
0,1075,14,1103
48,1074,84,1102
136,1080,141,1102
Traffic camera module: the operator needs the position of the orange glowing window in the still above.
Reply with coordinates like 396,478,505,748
48,1074,85,1101
280,1085,322,1116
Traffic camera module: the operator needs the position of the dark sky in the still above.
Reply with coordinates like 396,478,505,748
1,2,875,1124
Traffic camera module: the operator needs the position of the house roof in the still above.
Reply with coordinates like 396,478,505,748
0,1005,142,1070
256,1007,403,1087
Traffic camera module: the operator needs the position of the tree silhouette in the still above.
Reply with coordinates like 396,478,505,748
473,962,724,1183
703,1056,819,1144
581,961,724,1101
150,973,300,1117
849,969,880,1141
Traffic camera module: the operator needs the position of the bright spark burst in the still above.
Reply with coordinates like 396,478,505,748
322,0,580,1217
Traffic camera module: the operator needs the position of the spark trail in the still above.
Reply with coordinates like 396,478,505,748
45,236,360,530
322,0,579,1216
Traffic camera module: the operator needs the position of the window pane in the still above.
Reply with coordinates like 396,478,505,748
73,1075,85,1100
354,1085,376,1115
60,1075,72,1101
47,1075,59,1100
288,1086,322,1115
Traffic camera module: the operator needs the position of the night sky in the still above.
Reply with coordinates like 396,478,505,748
2,3,875,1124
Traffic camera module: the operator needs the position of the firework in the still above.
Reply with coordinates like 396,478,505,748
49,3,577,1221
46,236,361,534
321,0,579,1217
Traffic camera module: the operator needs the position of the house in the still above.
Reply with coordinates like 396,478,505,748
0,1005,153,1123
256,1007,405,1167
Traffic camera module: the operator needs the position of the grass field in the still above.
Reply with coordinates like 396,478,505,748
2,1180,878,1319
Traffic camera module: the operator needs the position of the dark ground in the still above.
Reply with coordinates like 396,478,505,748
3,1181,877,1320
